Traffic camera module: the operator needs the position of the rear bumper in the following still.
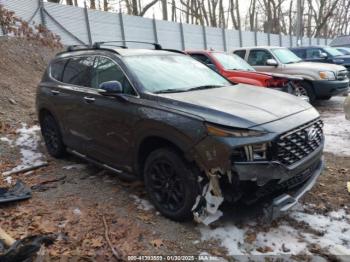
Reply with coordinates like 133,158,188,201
263,157,324,222
312,79,349,97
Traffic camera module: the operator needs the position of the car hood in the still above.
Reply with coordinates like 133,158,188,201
155,84,313,129
286,61,346,71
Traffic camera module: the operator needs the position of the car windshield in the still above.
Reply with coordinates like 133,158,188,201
211,52,255,71
323,47,344,57
124,54,231,93
338,47,350,55
271,48,303,64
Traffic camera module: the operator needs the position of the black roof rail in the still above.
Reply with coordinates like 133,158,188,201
162,49,186,54
66,44,91,52
93,41,162,50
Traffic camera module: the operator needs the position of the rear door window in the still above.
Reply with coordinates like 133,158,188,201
247,50,273,66
305,48,322,59
291,49,306,59
234,50,246,59
50,59,67,82
62,56,95,87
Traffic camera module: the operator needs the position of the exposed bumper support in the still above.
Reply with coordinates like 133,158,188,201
263,158,324,222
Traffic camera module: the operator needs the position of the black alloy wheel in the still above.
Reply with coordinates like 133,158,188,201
144,148,200,221
40,114,66,158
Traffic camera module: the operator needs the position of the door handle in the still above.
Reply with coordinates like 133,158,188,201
84,96,95,103
51,90,60,95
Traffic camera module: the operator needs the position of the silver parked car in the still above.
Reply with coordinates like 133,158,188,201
234,46,349,103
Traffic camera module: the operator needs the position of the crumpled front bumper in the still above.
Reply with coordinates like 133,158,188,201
263,157,324,222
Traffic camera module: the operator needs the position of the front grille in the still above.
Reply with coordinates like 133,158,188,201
275,119,323,166
337,70,349,80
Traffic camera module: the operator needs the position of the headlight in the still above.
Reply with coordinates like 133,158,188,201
319,71,336,80
232,143,269,162
206,123,266,137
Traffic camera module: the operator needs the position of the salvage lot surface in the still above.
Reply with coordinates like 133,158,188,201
0,39,350,261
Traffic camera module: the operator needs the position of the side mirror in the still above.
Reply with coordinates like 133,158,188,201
98,81,122,96
207,64,218,72
266,59,278,66
320,52,328,59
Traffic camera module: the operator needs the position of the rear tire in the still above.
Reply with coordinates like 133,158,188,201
144,148,200,221
40,113,66,158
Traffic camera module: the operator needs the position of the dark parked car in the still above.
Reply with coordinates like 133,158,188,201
36,42,324,224
290,46,350,72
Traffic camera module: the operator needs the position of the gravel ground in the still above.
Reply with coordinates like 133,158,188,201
0,38,349,261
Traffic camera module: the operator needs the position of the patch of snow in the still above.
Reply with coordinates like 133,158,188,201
73,208,81,216
322,113,350,156
2,124,46,176
4,176,12,184
0,137,13,146
199,207,350,258
131,195,154,211
291,210,350,255
62,164,86,170
200,223,246,255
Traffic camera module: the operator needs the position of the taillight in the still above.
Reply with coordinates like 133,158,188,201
265,78,289,88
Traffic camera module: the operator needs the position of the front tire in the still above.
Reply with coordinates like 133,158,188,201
40,113,66,158
144,148,200,221
300,81,316,103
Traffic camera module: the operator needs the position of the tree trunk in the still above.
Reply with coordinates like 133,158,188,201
90,0,96,9
161,0,168,20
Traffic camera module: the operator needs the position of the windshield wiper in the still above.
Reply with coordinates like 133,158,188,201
154,88,187,94
186,85,226,91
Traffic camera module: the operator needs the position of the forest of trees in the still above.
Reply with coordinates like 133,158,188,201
47,0,349,39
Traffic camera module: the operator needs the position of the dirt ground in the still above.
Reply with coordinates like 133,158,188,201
0,38,350,261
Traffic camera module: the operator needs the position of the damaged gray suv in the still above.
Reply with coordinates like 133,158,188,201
36,42,324,224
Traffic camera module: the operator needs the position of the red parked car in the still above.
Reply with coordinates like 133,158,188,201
186,50,305,97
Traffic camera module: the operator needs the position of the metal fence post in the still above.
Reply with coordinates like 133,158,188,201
279,33,282,46
222,28,227,51
254,29,257,46
38,0,46,27
202,25,207,49
152,15,159,44
83,1,92,45
179,22,185,50
119,12,126,46
289,34,293,47
238,27,243,47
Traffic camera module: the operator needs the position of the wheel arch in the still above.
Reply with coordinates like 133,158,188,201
135,135,191,178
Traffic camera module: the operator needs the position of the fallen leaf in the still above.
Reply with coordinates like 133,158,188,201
91,236,104,248
256,246,273,253
244,231,256,244
150,239,164,248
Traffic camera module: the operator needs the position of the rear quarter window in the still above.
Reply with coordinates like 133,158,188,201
62,56,95,87
50,59,67,82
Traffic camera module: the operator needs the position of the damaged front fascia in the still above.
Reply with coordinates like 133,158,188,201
187,133,277,225
188,137,233,225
